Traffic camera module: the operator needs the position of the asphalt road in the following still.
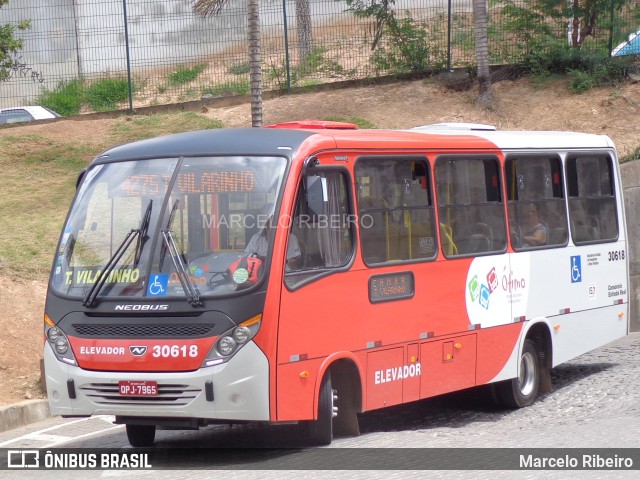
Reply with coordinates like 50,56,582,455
0,333,638,479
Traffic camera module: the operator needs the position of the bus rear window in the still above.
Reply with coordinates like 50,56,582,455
566,155,618,244
435,156,507,257
506,156,568,250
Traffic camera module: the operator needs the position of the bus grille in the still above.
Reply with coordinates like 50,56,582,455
72,324,215,338
80,383,201,406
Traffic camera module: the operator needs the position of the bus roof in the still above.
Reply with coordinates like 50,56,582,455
93,123,616,164
410,125,616,151
94,127,318,162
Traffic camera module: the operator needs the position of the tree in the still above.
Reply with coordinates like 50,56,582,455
499,0,628,50
295,0,313,63
472,0,494,108
0,0,30,82
193,0,263,127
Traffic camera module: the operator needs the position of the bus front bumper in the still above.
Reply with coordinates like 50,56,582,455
44,341,270,421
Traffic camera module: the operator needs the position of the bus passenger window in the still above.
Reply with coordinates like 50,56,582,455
566,155,618,244
355,157,436,266
435,156,507,257
505,156,568,250
284,170,354,289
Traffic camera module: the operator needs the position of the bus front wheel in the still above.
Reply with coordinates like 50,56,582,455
305,373,337,445
126,424,156,447
494,339,540,408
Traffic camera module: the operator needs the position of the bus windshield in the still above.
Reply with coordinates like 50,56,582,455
51,156,287,302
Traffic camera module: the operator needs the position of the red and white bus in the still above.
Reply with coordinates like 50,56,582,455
44,121,629,446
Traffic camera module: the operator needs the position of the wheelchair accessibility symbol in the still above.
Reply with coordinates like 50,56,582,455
570,256,582,283
147,274,169,296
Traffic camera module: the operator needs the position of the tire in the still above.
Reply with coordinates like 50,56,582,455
126,424,156,447
305,373,336,445
495,339,540,408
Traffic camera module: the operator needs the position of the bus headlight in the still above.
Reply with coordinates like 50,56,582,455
44,314,76,365
202,314,262,367
232,326,251,344
217,336,237,356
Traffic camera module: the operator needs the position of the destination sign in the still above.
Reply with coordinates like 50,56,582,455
118,171,256,196
369,272,415,303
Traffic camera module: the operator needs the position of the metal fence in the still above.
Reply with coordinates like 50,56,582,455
1,0,639,111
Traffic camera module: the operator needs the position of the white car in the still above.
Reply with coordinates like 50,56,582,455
0,106,60,125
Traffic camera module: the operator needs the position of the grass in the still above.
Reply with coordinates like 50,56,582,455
85,77,130,111
202,79,251,97
37,80,84,116
0,135,94,278
111,112,223,143
37,77,131,115
0,112,223,279
167,64,208,87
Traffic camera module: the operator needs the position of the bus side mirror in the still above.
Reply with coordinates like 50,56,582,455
305,175,326,216
76,168,87,190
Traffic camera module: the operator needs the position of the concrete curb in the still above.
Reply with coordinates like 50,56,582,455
0,399,51,433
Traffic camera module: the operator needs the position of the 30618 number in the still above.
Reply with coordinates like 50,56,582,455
608,250,625,262
152,345,198,358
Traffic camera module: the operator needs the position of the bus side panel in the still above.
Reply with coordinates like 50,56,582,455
276,358,323,421
278,261,474,368
419,334,477,399
474,323,524,385
549,306,628,367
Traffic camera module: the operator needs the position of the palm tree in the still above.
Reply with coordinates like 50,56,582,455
193,0,263,127
296,0,313,62
472,0,495,108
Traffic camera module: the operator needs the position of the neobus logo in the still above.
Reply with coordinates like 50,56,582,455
114,304,170,311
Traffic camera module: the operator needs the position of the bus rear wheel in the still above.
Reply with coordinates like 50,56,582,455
305,373,337,445
494,339,540,408
126,424,156,447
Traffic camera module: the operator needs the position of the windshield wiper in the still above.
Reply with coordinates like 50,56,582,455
161,228,202,307
134,200,153,266
82,229,140,307
159,199,179,272
82,199,152,308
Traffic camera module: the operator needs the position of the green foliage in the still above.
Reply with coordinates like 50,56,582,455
85,77,130,111
566,57,631,93
227,61,251,75
167,64,207,86
517,41,632,93
340,2,446,74
267,47,351,89
493,0,628,51
370,13,447,74
0,9,31,81
37,77,131,115
37,79,84,116
202,79,250,97
341,0,397,48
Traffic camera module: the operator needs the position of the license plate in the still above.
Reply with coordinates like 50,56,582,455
118,380,158,397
